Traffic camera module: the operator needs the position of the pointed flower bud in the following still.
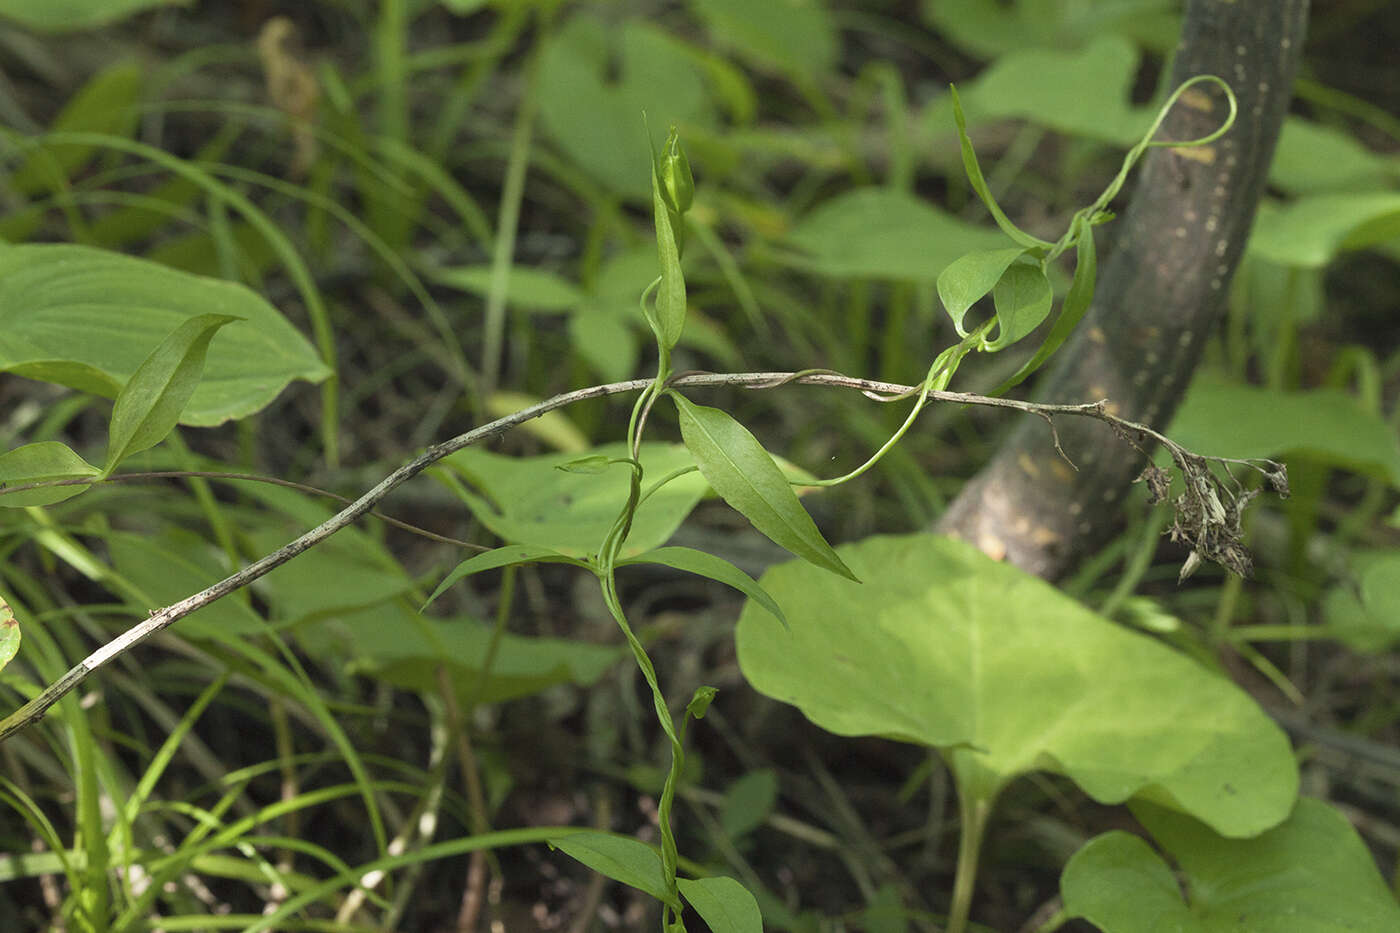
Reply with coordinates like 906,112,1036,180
658,125,694,216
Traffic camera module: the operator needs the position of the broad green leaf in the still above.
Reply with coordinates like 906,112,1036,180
8,62,142,194
673,395,856,582
688,0,837,83
1063,798,1400,931
222,483,416,625
783,188,1007,280
425,545,586,609
569,306,638,383
0,244,329,426
245,534,413,626
677,876,763,933
1323,549,1400,653
650,156,688,351
950,86,1053,249
549,832,680,909
984,259,1053,351
948,35,1148,145
339,601,624,705
437,442,708,558
937,247,1029,337
103,314,237,473
996,223,1099,393
619,546,786,628
736,534,1297,837
105,529,267,637
0,0,185,31
720,769,778,840
1269,118,1400,195
1248,193,1400,269
538,14,711,198
425,264,584,312
1167,375,1400,488
0,442,99,507
0,595,17,673
921,0,1180,58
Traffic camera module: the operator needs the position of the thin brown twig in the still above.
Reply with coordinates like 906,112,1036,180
0,370,1279,741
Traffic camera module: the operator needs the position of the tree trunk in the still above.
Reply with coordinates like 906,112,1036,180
936,0,1310,579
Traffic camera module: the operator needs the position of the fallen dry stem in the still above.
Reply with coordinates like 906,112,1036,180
0,371,1282,741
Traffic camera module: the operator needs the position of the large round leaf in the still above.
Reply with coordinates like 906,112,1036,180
0,244,329,426
1062,798,1400,931
735,534,1297,837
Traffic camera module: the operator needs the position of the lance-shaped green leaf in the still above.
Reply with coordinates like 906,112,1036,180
1062,798,1400,932
937,247,1029,337
424,545,587,610
649,151,687,351
0,595,18,673
0,442,99,507
984,258,1053,351
673,395,856,582
678,876,763,933
619,546,787,628
950,86,1053,250
549,832,680,910
995,222,1099,393
103,314,237,474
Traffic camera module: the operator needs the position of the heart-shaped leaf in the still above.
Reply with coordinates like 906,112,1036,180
735,534,1297,837
937,247,1028,337
984,258,1053,351
1062,798,1400,931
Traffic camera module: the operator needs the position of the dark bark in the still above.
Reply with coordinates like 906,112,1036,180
936,0,1310,579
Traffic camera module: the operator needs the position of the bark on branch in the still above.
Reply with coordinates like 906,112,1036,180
936,0,1310,579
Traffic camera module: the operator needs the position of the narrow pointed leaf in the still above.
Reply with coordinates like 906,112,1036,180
984,259,1053,351
678,876,763,933
103,313,238,473
996,224,1098,394
550,832,680,910
937,247,1029,336
619,546,787,628
424,545,586,609
950,86,1053,249
0,442,99,507
674,395,856,582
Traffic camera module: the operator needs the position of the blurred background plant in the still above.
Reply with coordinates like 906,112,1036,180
0,0,1397,930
